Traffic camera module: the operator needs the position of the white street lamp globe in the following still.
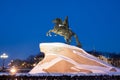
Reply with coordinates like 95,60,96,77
0,53,8,59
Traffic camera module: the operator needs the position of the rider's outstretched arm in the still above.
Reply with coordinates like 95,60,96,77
63,16,69,29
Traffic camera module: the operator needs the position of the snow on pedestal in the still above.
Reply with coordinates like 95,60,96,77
29,42,120,74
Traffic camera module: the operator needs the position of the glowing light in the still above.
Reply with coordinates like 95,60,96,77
0,53,8,59
33,63,37,66
10,67,17,75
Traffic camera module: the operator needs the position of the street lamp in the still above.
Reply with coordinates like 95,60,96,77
0,53,8,70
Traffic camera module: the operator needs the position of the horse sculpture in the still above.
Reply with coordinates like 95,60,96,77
46,16,82,48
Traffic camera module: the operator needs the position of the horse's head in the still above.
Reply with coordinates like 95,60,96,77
52,18,62,26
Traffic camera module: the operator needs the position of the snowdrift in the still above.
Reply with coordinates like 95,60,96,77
29,42,120,74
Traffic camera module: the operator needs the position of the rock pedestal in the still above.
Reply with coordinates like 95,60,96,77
29,42,119,74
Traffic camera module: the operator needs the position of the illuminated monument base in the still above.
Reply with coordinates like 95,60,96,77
29,42,120,74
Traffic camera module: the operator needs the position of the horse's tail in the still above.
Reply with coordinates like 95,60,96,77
73,33,82,48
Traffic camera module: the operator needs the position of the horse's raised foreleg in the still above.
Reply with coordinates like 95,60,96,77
73,33,82,48
46,30,52,37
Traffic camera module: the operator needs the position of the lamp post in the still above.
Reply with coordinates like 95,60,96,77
0,53,8,70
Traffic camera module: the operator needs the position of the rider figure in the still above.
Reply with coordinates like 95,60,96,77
53,16,69,30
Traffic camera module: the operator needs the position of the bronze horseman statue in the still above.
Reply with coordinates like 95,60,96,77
46,16,82,48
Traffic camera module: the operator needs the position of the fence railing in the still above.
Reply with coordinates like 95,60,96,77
0,75,120,80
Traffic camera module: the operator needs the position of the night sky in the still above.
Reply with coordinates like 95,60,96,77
0,0,120,61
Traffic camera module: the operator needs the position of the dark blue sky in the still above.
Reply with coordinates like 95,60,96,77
0,0,120,60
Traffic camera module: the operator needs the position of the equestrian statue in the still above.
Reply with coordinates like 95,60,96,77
46,16,82,48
